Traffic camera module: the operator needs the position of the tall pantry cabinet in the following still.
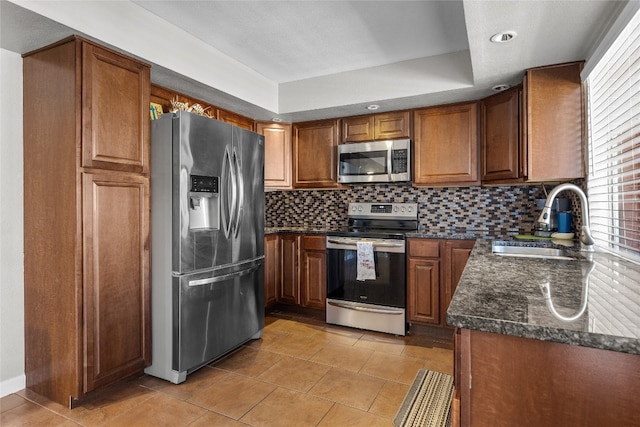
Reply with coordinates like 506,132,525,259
23,36,151,407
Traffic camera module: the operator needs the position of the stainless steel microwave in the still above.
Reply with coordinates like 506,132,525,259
337,139,411,184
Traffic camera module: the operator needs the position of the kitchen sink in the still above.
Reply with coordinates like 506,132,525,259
492,242,577,260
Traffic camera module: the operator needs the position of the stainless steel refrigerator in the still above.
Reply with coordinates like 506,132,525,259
145,111,264,383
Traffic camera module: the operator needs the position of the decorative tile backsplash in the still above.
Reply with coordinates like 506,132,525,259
265,181,586,238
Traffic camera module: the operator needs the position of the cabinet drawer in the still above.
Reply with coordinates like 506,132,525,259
303,234,326,251
409,239,440,258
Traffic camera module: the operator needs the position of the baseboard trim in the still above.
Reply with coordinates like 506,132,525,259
0,374,26,398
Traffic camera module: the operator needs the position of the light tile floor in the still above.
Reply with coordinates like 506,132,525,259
1,311,453,426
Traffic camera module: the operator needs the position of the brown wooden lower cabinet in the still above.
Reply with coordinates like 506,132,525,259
456,329,640,426
407,242,441,324
264,234,280,308
264,233,326,310
279,234,301,305
442,240,475,315
301,235,326,309
82,172,150,393
407,238,474,327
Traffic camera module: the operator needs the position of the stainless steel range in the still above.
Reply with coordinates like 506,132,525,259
326,202,418,335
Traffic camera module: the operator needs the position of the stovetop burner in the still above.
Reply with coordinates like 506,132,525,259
328,202,418,239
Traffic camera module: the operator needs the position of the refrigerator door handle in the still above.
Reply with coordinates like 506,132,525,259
221,146,237,238
188,264,261,287
232,148,244,237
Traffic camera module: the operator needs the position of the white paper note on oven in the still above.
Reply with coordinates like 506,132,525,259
356,241,376,281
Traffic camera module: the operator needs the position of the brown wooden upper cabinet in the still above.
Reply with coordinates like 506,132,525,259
149,85,256,132
480,62,585,184
481,86,523,183
82,42,150,173
524,61,585,181
342,111,411,143
217,108,255,131
413,102,479,186
257,122,292,189
293,119,341,188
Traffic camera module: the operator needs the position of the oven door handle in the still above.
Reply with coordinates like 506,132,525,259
326,239,404,249
327,300,405,315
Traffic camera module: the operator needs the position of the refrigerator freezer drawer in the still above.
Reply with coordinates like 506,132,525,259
173,262,264,374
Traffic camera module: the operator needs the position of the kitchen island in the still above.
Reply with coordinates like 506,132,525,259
447,240,640,427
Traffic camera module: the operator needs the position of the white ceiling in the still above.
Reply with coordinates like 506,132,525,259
0,0,627,122
132,1,470,84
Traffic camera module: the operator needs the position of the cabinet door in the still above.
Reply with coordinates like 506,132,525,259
414,103,479,186
407,258,440,325
264,234,280,307
217,109,255,131
342,116,374,142
374,111,411,140
82,42,150,173
302,251,326,309
481,87,521,182
525,62,585,181
257,122,292,189
279,234,301,305
342,111,411,143
442,240,474,325
293,119,341,188
301,235,327,309
82,172,150,393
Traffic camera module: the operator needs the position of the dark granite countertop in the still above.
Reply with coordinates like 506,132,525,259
266,227,505,240
447,239,640,355
265,227,334,234
406,229,496,240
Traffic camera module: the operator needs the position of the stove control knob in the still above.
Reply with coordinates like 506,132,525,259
352,205,357,212
358,206,363,212
408,206,413,213
393,206,398,212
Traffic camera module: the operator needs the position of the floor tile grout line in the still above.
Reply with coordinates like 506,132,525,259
7,313,452,426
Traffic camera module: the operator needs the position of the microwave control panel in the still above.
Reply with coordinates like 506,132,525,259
391,149,409,173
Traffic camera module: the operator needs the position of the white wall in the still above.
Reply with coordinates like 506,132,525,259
0,48,25,397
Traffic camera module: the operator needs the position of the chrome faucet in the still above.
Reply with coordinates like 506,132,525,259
536,183,595,252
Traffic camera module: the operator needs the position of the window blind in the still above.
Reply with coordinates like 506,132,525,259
586,8,640,263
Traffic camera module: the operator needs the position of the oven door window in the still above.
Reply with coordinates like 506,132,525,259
339,150,388,176
326,248,405,308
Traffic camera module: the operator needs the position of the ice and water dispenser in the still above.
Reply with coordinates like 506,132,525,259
188,174,220,230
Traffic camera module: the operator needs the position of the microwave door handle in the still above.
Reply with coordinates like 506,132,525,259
387,145,393,181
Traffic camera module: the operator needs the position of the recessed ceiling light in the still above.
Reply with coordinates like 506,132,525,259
272,117,283,122
490,31,517,43
492,84,510,92
366,104,380,111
